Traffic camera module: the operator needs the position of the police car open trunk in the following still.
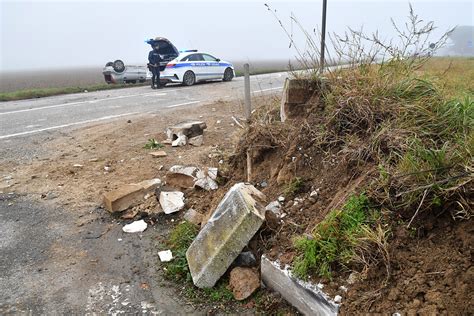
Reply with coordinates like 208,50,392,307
147,37,179,70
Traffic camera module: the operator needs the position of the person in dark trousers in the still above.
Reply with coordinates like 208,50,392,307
148,44,162,89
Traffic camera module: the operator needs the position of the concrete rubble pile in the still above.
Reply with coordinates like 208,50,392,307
164,120,207,147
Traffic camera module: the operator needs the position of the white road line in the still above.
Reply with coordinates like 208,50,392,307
166,101,201,108
0,91,170,116
252,86,283,93
0,112,139,140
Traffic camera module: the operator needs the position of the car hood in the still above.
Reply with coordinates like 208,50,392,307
146,37,179,59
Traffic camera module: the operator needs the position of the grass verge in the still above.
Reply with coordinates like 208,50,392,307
0,83,148,102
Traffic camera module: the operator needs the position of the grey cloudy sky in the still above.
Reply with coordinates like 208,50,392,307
1,0,472,72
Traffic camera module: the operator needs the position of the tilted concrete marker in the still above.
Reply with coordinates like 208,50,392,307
186,183,267,288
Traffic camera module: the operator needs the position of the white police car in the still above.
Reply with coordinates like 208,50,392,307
161,50,235,86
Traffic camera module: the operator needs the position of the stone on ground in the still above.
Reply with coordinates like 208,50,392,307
103,178,161,213
167,165,218,191
172,134,187,147
184,208,203,226
122,219,148,233
188,135,204,146
234,251,257,267
166,120,207,142
158,250,173,262
261,255,339,315
186,183,267,288
228,267,260,300
159,191,185,214
149,151,167,158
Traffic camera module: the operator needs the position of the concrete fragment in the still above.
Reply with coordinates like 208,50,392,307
149,151,167,158
261,256,339,315
158,250,173,262
166,120,207,142
265,200,281,215
194,177,218,191
184,208,203,226
234,251,257,267
122,220,147,233
280,78,320,122
159,191,185,214
172,134,187,147
229,267,260,300
103,178,161,213
188,135,203,146
207,167,218,180
186,183,267,288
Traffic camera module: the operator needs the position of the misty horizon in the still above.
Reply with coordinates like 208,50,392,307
1,0,473,73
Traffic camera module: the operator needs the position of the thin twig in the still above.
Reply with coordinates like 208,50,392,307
231,116,245,129
407,189,428,228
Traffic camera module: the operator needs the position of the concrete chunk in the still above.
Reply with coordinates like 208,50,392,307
159,191,185,214
186,183,267,288
166,120,207,142
103,178,161,213
261,256,339,315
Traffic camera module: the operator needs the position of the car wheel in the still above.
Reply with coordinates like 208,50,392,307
128,80,137,84
223,67,234,81
183,71,196,86
105,61,113,67
113,60,125,73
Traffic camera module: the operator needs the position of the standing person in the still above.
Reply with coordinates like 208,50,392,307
148,44,162,89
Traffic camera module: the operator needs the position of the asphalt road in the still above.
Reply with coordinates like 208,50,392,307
0,72,287,141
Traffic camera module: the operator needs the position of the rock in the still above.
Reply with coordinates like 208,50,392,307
166,120,207,142
334,295,342,303
261,256,339,315
73,164,83,168
149,151,167,158
194,176,218,191
229,267,260,300
159,191,185,214
260,181,268,188
158,250,173,262
172,134,187,147
186,183,267,288
207,167,218,180
167,165,218,191
122,219,147,233
103,179,161,213
278,196,285,202
184,208,203,226
166,165,198,188
234,251,257,267
265,200,281,215
188,135,204,146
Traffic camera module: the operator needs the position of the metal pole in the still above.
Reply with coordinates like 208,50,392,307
319,0,327,75
244,63,251,121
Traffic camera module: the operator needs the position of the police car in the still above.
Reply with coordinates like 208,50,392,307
160,50,235,86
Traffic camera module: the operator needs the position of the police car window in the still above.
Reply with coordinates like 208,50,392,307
202,54,218,62
188,54,204,61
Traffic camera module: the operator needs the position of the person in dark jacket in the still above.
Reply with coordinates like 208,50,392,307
148,44,162,89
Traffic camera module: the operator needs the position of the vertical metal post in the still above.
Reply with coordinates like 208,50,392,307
244,63,251,121
319,0,328,75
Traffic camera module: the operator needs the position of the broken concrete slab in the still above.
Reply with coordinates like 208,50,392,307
159,191,185,214
194,176,218,191
122,219,148,233
280,78,320,122
229,267,260,300
265,200,282,216
188,135,204,147
186,183,267,288
172,134,187,147
103,178,161,213
149,151,167,158
207,167,218,180
167,165,218,191
166,120,207,142
261,255,339,315
158,250,173,262
184,208,203,226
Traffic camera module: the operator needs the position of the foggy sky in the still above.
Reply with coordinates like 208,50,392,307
1,0,472,72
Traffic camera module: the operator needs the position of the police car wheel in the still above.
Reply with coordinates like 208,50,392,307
223,68,234,81
183,71,196,86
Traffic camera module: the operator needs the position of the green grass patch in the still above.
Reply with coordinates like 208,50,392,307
143,138,164,150
293,194,376,279
0,83,147,102
284,177,304,197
